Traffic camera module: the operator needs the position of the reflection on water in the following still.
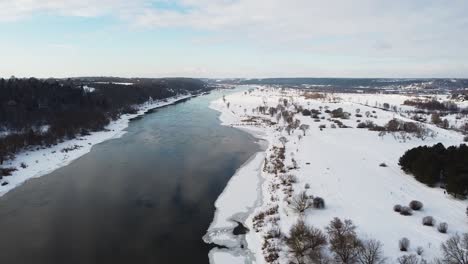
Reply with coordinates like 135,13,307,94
0,90,259,264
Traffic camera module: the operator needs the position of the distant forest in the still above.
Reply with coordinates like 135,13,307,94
237,78,468,90
399,143,468,198
0,77,208,165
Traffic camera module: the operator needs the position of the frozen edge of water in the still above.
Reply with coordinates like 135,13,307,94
205,97,270,264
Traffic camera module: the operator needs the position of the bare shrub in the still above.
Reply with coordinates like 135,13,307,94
416,247,424,256
305,183,310,189
284,219,328,264
438,222,448,234
356,239,386,264
394,205,402,212
400,206,413,216
439,233,468,264
357,120,376,129
326,218,361,264
399,238,410,251
422,216,435,226
289,191,312,214
279,136,288,146
280,174,297,185
397,254,420,264
313,197,325,209
265,227,282,240
409,200,423,211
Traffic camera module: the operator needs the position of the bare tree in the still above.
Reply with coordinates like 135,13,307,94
397,255,420,264
284,219,328,264
357,239,386,264
326,218,362,264
439,233,468,264
279,136,288,146
300,124,310,136
289,191,312,214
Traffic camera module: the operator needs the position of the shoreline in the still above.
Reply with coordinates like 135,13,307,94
0,94,193,197
205,94,272,264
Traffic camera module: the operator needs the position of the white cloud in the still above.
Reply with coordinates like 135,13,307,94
1,0,467,77
131,0,468,59
0,0,144,21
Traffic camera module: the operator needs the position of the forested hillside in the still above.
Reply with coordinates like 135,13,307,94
0,77,208,165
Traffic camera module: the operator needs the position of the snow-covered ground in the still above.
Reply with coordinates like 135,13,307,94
0,94,193,197
342,92,468,131
207,87,468,263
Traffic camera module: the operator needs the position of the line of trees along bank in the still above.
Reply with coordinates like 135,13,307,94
0,77,209,165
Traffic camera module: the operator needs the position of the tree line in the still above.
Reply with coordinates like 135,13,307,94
399,143,468,198
0,77,208,165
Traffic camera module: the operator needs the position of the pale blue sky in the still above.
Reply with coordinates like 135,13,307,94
0,0,467,78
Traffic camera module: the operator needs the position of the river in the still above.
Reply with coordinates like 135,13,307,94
0,89,260,264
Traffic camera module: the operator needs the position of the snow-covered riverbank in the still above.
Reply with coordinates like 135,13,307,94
0,94,193,197
207,87,468,263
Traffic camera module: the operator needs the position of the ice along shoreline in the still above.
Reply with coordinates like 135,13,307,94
0,94,193,197
205,89,272,264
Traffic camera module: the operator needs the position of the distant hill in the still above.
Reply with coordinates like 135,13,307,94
236,78,468,90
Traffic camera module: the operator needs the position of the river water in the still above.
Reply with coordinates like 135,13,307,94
0,89,259,264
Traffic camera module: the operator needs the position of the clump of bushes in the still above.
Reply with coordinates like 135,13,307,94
394,204,402,212
313,197,325,209
422,216,435,226
383,118,434,139
438,222,448,233
409,200,423,211
403,99,458,111
400,206,413,216
330,108,350,119
357,120,376,129
399,237,410,251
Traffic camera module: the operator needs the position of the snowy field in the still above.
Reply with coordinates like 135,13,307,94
0,94,193,197
208,87,468,263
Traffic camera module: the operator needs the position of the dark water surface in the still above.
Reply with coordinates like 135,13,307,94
0,89,259,264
